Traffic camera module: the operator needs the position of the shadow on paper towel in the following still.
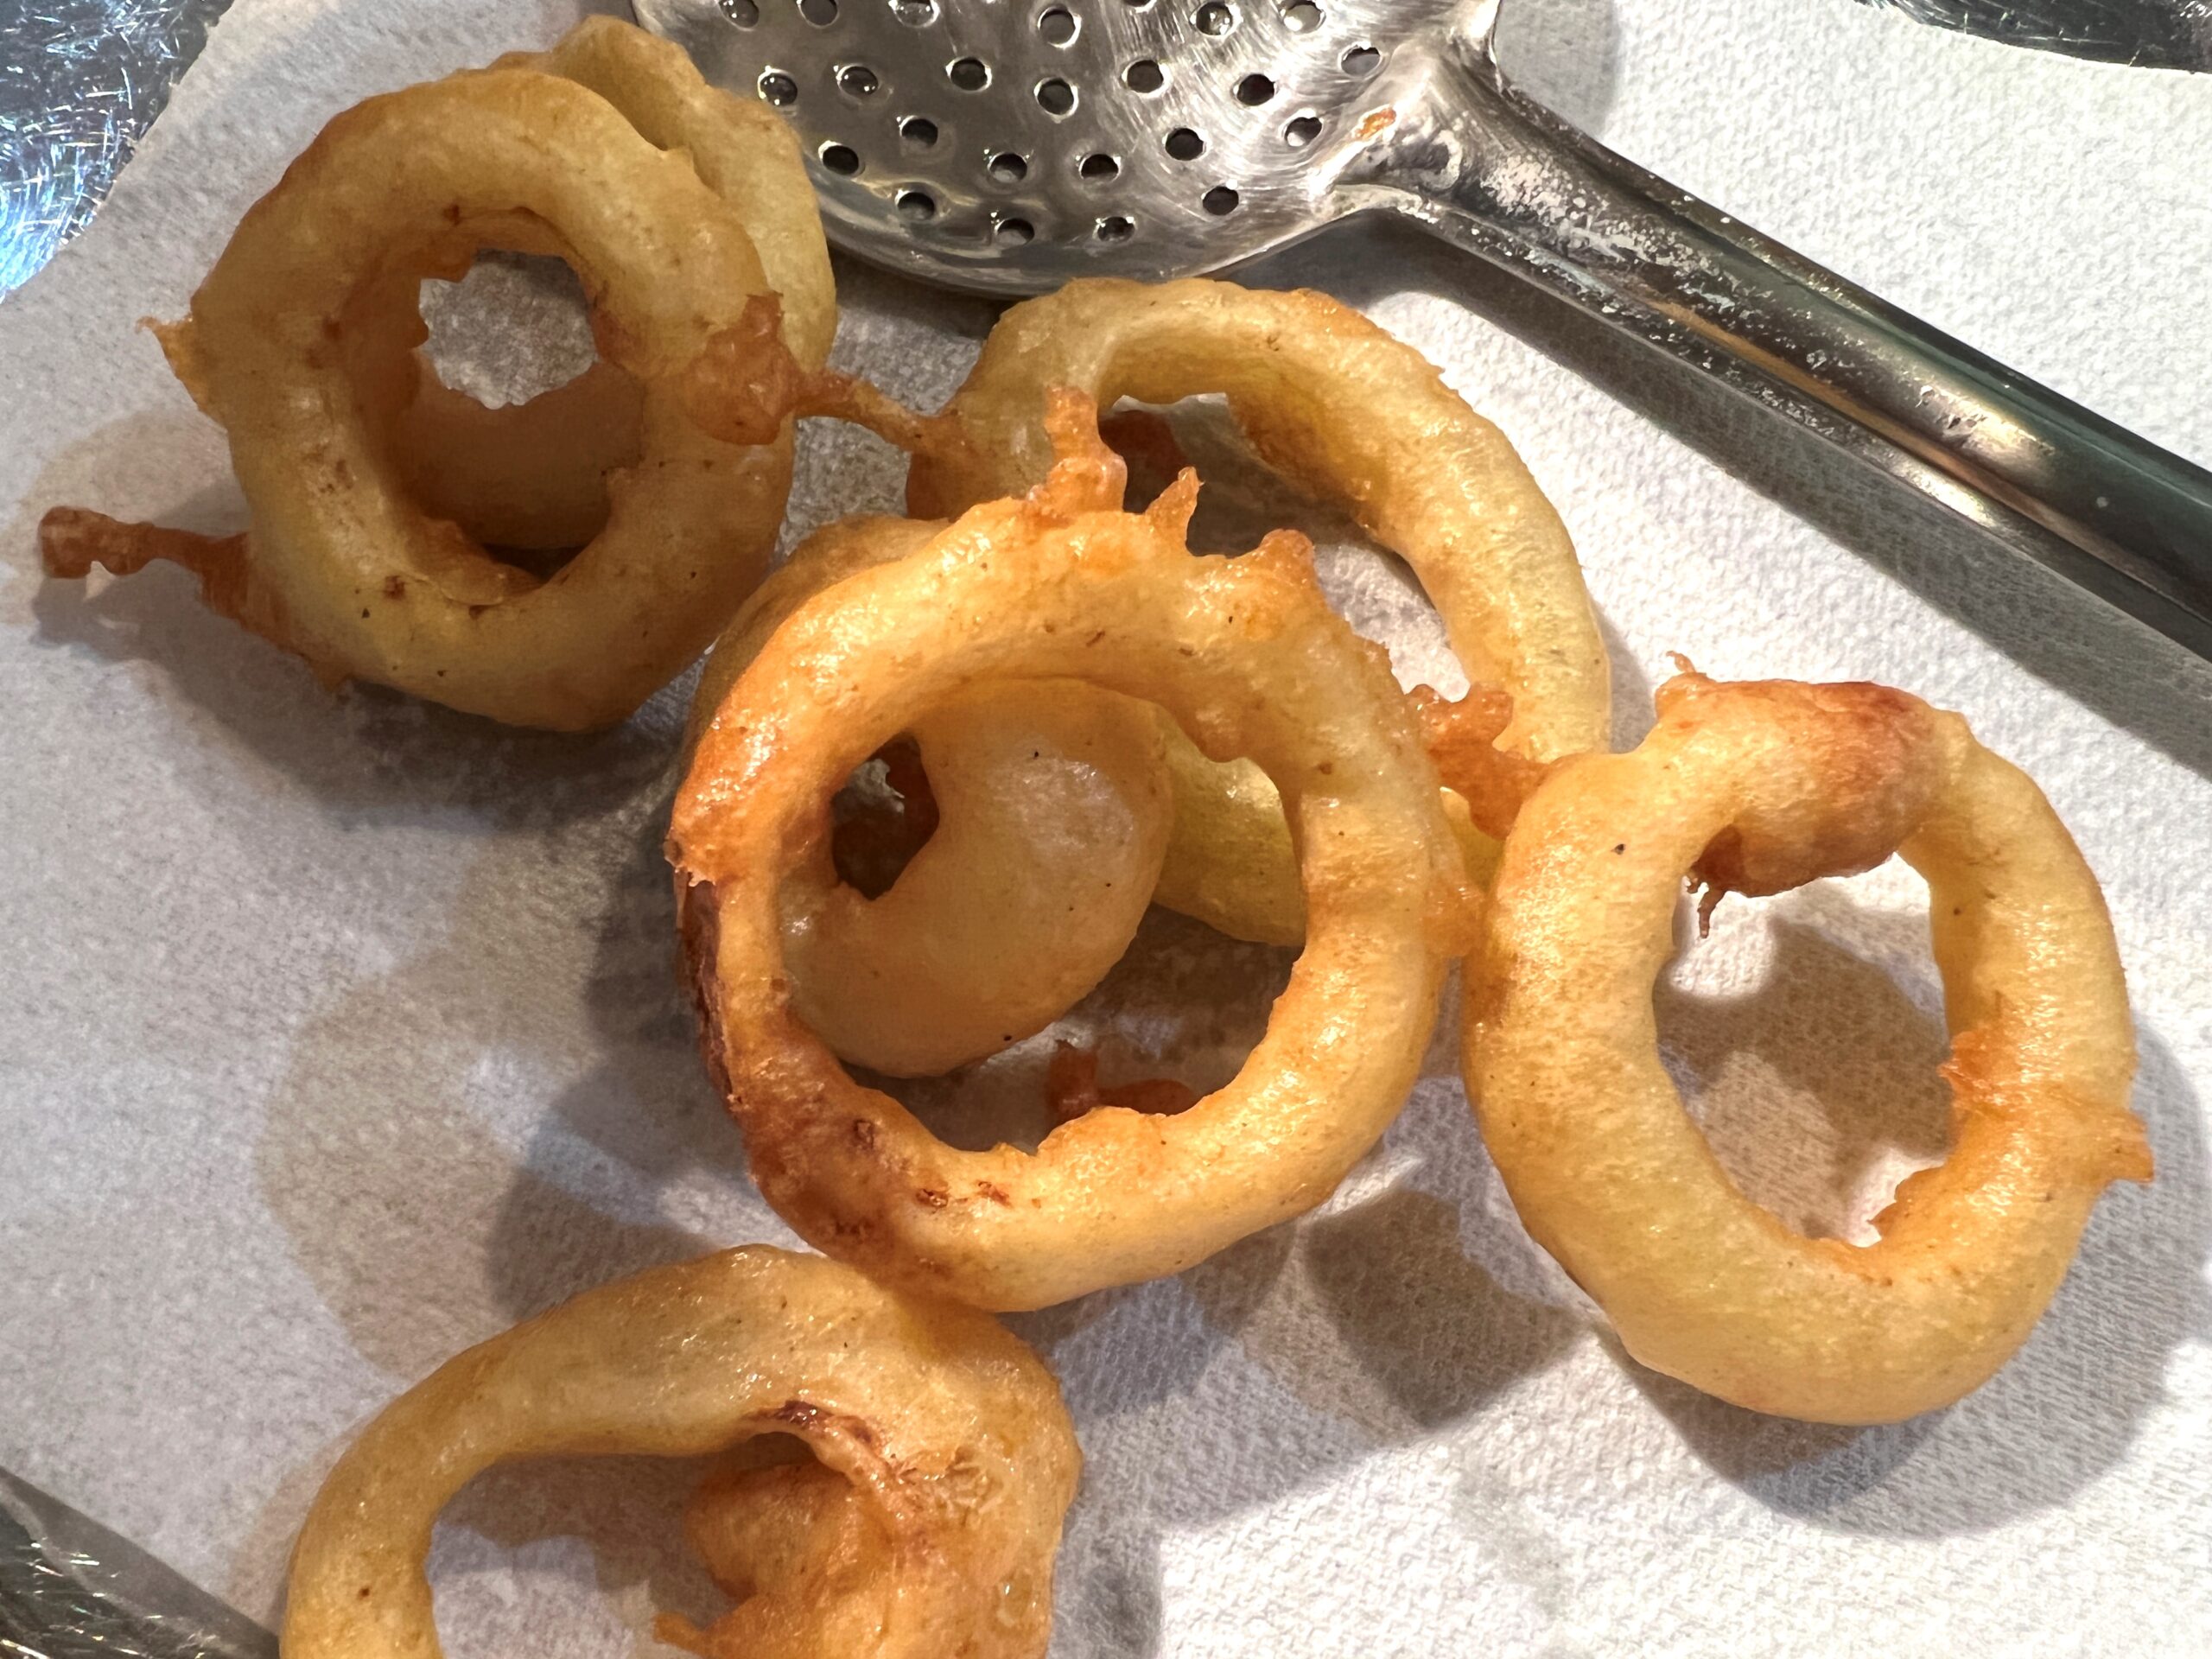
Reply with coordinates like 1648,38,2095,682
431,1452,728,1659
246,768,784,1379
1006,1076,1590,1656
1657,899,1953,1243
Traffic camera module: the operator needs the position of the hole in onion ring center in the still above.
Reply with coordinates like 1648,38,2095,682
395,250,645,582
798,711,1296,1153
429,1437,872,1656
1655,867,1951,1244
1101,397,1467,696
856,908,1295,1154
830,736,938,898
418,251,600,409
423,1452,730,1654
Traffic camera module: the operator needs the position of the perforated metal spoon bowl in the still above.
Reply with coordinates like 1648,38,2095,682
635,0,2212,658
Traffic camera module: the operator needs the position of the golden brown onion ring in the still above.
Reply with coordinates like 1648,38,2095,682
283,1246,1079,1659
672,402,1465,1309
909,276,1608,944
686,515,1173,1077
1465,671,2152,1423
42,57,799,731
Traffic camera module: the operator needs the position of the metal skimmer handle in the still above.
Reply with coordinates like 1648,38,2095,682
1351,22,2212,657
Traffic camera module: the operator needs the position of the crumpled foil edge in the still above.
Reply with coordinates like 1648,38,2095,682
0,0,238,297
1,1470,273,1659
1853,0,2212,71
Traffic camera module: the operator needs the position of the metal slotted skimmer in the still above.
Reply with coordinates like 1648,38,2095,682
636,0,1421,285
632,0,2212,659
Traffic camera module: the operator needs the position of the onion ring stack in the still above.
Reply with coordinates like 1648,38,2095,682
283,1246,1079,1659
1466,671,2152,1423
672,402,1466,1309
41,17,826,730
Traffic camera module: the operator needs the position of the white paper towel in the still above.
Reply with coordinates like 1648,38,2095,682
3,1,2209,1655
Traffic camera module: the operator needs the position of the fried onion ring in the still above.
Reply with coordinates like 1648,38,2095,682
686,515,1173,1077
282,1246,1079,1659
908,276,1608,943
1465,671,2152,1423
672,404,1465,1309
42,54,801,730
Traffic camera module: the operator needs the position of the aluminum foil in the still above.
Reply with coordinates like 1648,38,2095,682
0,1471,273,1659
0,0,234,297
1853,0,2212,69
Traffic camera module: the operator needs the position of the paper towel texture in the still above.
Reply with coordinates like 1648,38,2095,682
3,1,2209,1655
